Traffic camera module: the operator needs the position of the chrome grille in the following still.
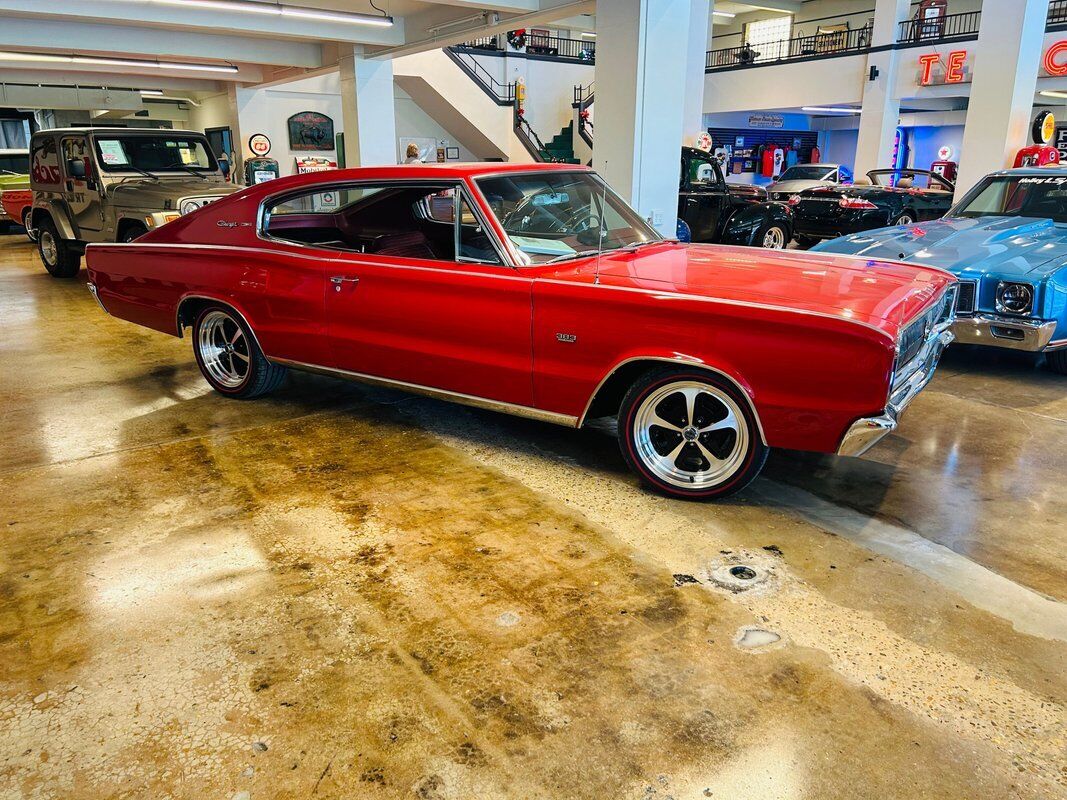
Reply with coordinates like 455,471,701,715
955,280,977,316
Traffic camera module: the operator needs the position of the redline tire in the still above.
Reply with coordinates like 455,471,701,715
618,368,768,500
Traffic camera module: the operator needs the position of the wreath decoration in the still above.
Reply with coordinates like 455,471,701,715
507,29,527,49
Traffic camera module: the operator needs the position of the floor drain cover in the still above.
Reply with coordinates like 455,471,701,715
707,562,770,593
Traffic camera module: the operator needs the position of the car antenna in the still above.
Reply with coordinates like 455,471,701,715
594,167,607,286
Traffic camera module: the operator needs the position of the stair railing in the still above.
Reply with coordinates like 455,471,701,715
573,81,594,148
443,48,515,106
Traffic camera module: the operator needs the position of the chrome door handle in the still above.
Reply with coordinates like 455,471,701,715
330,275,359,292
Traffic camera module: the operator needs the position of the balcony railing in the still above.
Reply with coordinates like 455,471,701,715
453,33,595,63
706,26,872,71
897,10,981,43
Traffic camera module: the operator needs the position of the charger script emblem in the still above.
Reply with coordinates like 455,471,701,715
556,333,577,343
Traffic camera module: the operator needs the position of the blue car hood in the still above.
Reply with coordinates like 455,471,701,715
813,216,1067,278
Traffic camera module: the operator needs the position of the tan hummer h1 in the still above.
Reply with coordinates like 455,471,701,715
29,127,240,277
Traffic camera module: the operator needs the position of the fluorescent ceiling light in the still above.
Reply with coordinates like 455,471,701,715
110,0,393,27
140,88,164,95
580,32,596,38
1040,90,1067,99
713,10,736,18
802,106,860,114
0,50,239,73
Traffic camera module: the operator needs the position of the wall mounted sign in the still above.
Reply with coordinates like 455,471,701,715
248,133,271,157
287,111,335,151
1034,110,1056,144
748,114,784,129
918,50,968,85
294,157,337,174
1045,41,1067,76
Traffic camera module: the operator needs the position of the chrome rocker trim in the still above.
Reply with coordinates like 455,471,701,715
838,320,955,458
269,357,579,428
952,313,1058,352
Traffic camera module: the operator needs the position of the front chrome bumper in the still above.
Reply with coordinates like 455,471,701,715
952,313,1057,352
838,322,955,458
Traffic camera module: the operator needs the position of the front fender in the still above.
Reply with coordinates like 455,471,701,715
722,202,794,246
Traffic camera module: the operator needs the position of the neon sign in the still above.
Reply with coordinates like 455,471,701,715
918,50,968,85
1045,41,1067,76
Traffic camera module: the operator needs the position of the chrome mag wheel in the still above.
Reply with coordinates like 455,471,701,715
39,230,57,266
762,225,786,249
197,309,250,388
632,380,749,489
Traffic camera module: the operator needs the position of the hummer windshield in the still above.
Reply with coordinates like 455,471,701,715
92,134,218,174
950,175,1067,224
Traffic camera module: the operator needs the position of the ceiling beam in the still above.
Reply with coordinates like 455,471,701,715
0,17,322,68
418,0,541,12
378,0,595,59
0,0,404,47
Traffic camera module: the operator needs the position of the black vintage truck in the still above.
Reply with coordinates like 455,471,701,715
678,146,794,248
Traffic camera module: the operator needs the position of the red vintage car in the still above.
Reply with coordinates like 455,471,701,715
84,163,956,499
1,189,33,240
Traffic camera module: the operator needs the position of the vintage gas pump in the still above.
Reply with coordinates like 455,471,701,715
1014,110,1061,167
913,0,948,41
244,157,280,185
931,146,958,181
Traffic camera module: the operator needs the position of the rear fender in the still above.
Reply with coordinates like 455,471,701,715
722,202,794,246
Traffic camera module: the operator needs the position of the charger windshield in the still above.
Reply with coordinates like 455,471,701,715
93,135,217,173
950,175,1067,224
476,171,661,264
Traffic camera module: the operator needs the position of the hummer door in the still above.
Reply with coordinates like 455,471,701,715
679,150,727,243
61,136,103,235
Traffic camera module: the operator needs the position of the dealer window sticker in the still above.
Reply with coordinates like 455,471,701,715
98,140,129,166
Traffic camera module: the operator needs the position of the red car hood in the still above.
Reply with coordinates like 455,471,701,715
554,242,954,336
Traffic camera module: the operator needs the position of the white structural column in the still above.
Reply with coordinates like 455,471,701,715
682,0,711,146
339,45,398,168
955,0,1050,197
593,0,696,235
854,0,911,176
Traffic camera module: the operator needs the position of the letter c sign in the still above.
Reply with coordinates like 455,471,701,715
1045,41,1067,76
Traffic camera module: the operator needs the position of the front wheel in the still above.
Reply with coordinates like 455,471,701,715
758,222,788,249
1046,349,1067,375
618,368,769,500
37,217,81,278
794,235,819,249
893,211,916,226
191,305,287,399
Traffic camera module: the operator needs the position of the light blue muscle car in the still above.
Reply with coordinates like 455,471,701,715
813,167,1067,374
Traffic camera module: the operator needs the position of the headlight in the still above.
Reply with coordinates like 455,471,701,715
180,199,202,215
995,281,1034,315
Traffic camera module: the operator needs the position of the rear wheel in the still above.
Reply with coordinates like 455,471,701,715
22,209,37,243
893,211,916,226
618,368,768,500
37,217,81,278
759,222,788,249
1046,349,1067,375
191,305,287,399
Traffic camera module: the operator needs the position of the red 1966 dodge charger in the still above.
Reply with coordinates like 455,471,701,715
85,163,956,499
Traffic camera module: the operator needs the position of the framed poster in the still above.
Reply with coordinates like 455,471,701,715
287,111,335,151
445,146,460,160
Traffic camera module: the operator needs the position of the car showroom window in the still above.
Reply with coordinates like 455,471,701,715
744,15,792,62
265,183,502,264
